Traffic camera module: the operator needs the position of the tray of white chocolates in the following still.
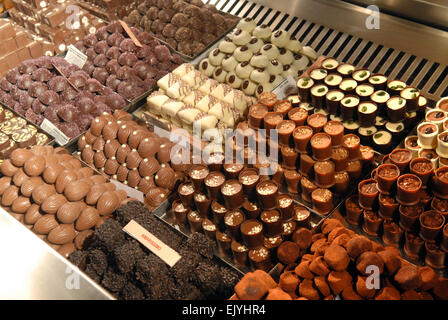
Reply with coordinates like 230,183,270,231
133,63,256,136
197,17,318,98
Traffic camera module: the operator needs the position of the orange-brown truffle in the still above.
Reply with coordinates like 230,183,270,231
394,266,422,291
328,270,352,295
377,250,401,275
347,236,373,258
309,256,330,276
314,276,331,297
298,279,320,300
356,251,384,276
279,271,300,293
265,287,292,300
375,286,400,300
419,266,439,291
324,244,350,271
234,272,269,300
294,261,314,279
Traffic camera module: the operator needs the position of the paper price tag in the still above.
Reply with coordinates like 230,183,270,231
123,220,182,267
64,44,88,69
272,76,298,100
40,118,70,146
110,179,144,203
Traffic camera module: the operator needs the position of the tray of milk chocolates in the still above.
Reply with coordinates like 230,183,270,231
295,56,430,155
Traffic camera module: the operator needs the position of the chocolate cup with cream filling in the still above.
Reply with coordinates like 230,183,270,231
356,83,375,102
292,125,313,153
321,57,339,72
221,179,245,210
178,181,195,208
189,164,209,191
248,104,269,129
368,73,387,91
277,194,294,221
224,209,245,240
242,198,261,220
386,96,407,122
216,231,232,256
288,107,308,126
382,220,403,247
362,210,383,236
378,193,399,220
204,171,225,201
337,63,355,77
417,122,438,150
376,163,400,195
358,179,379,210
310,84,329,110
389,148,412,174
223,163,245,180
410,158,434,186
387,79,406,97
231,240,248,266
324,73,343,90
172,199,190,226
426,109,447,132
249,246,272,271
238,168,260,200
240,219,264,249
339,78,358,95
310,68,328,84
296,77,314,103
300,177,317,203
396,174,422,206
193,193,211,218
323,121,344,146
202,219,217,240
187,211,204,233
307,113,328,134
261,209,283,237
256,180,278,210
400,87,420,113
331,146,349,172
310,133,332,161
325,89,344,115
343,134,361,160
332,171,350,194
352,69,371,84
340,95,360,121
314,160,335,188
281,147,299,170
276,120,296,146
311,188,333,215
357,101,378,127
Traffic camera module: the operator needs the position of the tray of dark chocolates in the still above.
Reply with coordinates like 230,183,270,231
338,128,448,277
119,0,240,60
72,21,183,108
243,92,382,217
153,158,325,275
295,56,430,155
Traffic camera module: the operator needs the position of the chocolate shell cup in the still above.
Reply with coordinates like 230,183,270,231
310,84,329,110
378,193,399,220
323,121,344,146
324,73,343,90
300,177,317,203
293,126,313,153
282,221,297,240
404,231,424,260
433,167,448,198
337,63,355,77
277,194,294,221
189,164,209,191
288,107,308,126
347,160,363,181
242,198,261,220
352,69,371,84
256,180,279,210
274,100,293,117
396,174,422,206
223,163,245,180
314,160,335,188
173,199,190,226
387,80,406,96
310,69,328,84
332,171,350,194
356,84,375,101
372,131,393,154
307,113,328,134
376,163,400,195
239,168,260,200
288,95,301,108
322,58,339,72
404,135,421,159
249,246,272,271
224,209,245,239
264,112,284,133
425,243,446,269
362,210,383,236
431,197,448,216
202,219,217,240
420,188,433,209
264,235,283,258
325,90,344,115
339,78,358,94
240,219,264,249
340,95,360,120
272,165,284,186
343,134,361,160
426,109,447,132
371,90,390,114
205,171,226,200
293,205,311,228
389,148,412,174
299,154,316,178
261,209,283,237
248,104,269,129
193,193,211,218
345,195,363,225
382,220,403,247
231,240,249,266
386,96,407,122
221,179,244,210
310,133,332,161
211,201,228,228
281,147,299,169
400,87,420,112
216,231,232,256
187,211,203,233
357,101,378,127
410,158,434,186
419,210,445,242
368,74,388,91
442,224,448,251
296,77,314,102
417,122,438,150
311,188,333,215
358,179,379,210
178,181,195,208
204,153,225,172
276,120,296,146
331,146,349,172
284,170,301,194
399,204,423,232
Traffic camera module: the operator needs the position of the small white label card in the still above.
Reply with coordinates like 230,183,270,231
272,76,297,99
123,220,182,267
64,44,88,69
40,118,70,146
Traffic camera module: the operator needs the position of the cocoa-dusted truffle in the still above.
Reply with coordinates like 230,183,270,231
356,251,384,275
324,244,350,271
277,241,300,265
394,265,422,291
377,250,401,275
375,286,401,300
328,270,353,295
346,236,372,258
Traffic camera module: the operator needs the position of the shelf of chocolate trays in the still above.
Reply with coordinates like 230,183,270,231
197,17,318,98
229,218,448,300
72,20,183,109
135,63,256,136
338,96,448,278
295,56,429,155
0,56,127,145
119,0,240,60
75,109,190,211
